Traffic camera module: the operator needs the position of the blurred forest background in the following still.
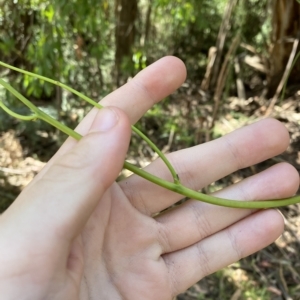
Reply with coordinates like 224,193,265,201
1,0,300,299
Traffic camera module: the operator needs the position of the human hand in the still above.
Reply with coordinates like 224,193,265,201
0,57,298,300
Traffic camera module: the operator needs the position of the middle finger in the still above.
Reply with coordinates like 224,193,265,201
120,118,290,214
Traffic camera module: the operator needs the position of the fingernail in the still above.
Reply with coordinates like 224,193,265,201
91,108,119,132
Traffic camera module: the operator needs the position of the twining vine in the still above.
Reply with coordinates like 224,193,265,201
1,60,300,209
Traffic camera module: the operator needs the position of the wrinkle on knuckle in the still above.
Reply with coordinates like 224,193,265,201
269,181,282,199
196,242,212,278
164,256,181,297
124,185,151,215
120,182,135,204
157,223,172,254
226,227,243,261
167,153,198,190
137,191,152,215
50,153,88,178
58,134,98,169
190,202,212,240
223,136,243,171
238,182,253,201
43,140,98,184
131,77,157,107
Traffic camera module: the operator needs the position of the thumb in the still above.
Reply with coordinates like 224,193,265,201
10,107,131,239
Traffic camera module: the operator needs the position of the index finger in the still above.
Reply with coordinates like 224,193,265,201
29,56,186,182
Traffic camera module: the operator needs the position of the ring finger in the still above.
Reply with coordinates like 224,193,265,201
155,162,298,254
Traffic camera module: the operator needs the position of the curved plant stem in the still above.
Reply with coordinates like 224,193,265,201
124,162,300,208
1,62,300,209
0,101,37,121
0,61,179,184
131,126,180,183
0,78,82,140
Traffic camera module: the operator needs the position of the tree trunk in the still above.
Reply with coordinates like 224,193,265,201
115,0,138,86
268,0,300,97
208,0,238,91
144,0,152,46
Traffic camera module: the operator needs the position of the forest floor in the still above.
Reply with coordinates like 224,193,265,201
1,84,300,299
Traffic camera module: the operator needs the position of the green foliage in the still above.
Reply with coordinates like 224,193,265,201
0,0,274,151
0,0,114,102
145,0,228,73
235,0,270,50
0,0,271,102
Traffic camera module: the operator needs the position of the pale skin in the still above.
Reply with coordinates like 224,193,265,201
0,57,299,300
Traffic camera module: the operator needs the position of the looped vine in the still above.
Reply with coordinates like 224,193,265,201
1,61,300,209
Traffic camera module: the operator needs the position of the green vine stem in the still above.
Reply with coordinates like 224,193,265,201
0,101,38,121
0,61,180,184
1,62,300,209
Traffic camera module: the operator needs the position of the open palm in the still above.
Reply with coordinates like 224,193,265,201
0,57,298,300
